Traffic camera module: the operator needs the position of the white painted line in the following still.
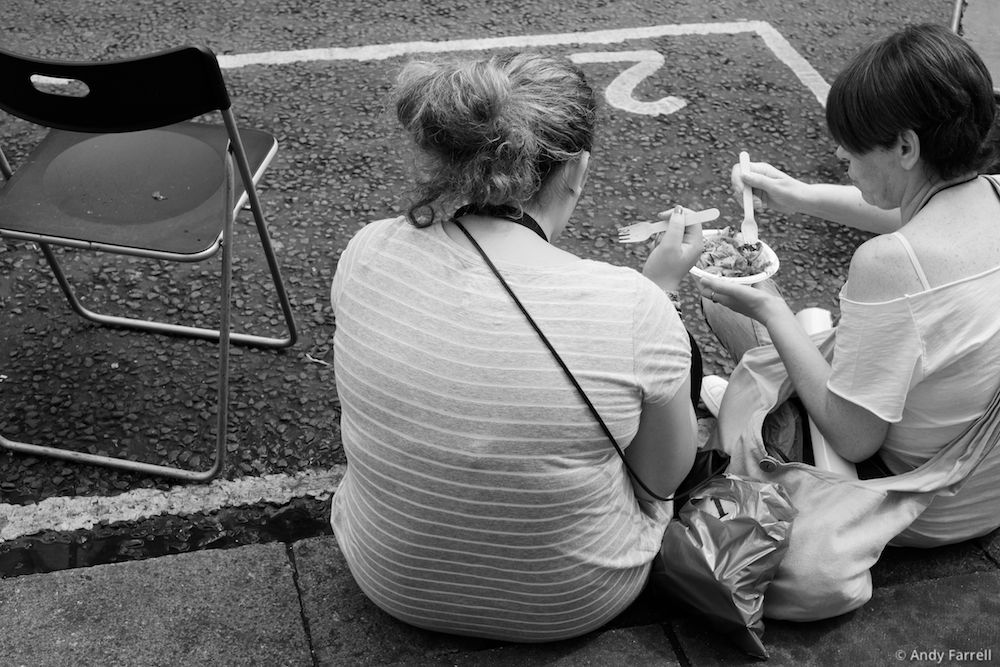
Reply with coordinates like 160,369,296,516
753,22,831,106
570,50,687,116
0,466,345,541
215,21,830,107
33,22,829,108
217,21,759,66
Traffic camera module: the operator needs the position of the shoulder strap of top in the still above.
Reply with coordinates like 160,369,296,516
986,174,1000,201
888,231,931,291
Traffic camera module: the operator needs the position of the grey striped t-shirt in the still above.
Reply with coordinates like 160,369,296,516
330,217,690,641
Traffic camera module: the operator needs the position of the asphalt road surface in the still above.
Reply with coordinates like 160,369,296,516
0,1,953,524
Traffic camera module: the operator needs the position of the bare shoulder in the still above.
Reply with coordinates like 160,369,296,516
905,179,1000,282
843,234,925,302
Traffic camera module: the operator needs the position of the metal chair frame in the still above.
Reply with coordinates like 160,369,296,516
0,45,297,480
951,0,964,34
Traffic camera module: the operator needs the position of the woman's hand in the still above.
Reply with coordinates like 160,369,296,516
697,276,791,327
641,206,703,292
733,159,904,233
732,160,808,216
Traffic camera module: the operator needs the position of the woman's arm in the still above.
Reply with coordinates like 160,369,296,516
756,303,889,461
698,277,889,462
736,162,903,234
625,378,698,501
791,183,902,234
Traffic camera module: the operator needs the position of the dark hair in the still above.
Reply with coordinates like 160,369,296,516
392,52,597,226
826,23,996,179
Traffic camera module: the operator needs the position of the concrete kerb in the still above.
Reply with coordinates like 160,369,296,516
3,534,1000,666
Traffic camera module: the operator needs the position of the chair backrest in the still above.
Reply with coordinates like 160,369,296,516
0,45,232,133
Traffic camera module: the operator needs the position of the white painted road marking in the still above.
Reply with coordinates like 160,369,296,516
216,21,830,106
0,466,345,541
35,21,829,108
570,50,687,116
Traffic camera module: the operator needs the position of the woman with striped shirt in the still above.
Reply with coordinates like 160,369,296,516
330,52,703,641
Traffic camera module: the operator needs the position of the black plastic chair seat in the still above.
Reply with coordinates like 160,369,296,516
0,121,276,256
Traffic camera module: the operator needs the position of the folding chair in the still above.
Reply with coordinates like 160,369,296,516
0,45,297,480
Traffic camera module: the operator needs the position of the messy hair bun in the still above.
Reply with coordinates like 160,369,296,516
393,52,597,226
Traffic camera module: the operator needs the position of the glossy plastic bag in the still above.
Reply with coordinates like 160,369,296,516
655,474,797,659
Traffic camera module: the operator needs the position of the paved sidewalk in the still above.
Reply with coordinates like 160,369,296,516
2,531,999,666
961,0,1000,93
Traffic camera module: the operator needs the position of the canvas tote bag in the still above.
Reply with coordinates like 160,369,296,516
707,328,1000,621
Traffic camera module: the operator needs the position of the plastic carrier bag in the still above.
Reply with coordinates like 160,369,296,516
655,473,797,659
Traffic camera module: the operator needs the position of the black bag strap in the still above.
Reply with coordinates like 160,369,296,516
452,219,674,502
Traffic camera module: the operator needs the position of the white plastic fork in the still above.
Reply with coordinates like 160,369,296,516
739,151,759,244
616,207,720,243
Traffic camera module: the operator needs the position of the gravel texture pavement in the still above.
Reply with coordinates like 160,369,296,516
0,0,951,506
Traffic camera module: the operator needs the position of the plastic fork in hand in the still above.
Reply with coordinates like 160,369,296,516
739,151,759,244
616,207,720,244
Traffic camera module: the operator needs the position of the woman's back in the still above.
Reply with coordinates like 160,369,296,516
831,176,1000,542
835,176,1000,443
329,218,691,641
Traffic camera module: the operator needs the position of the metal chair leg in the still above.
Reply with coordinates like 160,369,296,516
39,233,294,350
0,209,234,482
225,111,299,350
0,430,225,481
951,0,964,33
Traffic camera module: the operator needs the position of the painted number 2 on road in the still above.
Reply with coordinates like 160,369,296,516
569,50,686,116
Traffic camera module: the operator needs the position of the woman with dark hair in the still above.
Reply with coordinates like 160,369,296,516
699,23,1000,546
330,52,703,641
